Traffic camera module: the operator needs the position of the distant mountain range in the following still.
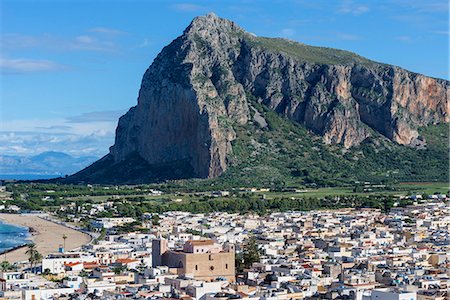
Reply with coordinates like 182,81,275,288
0,151,98,177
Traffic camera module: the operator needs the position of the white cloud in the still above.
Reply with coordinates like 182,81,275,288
71,35,117,52
1,117,115,136
66,110,126,123
394,35,412,42
75,35,95,44
2,32,120,53
171,3,208,12
35,125,73,131
0,130,113,157
0,57,66,73
138,38,152,48
0,110,127,156
397,0,449,13
338,0,370,15
433,30,449,35
89,27,126,35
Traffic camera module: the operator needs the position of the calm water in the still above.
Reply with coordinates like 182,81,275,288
0,174,60,180
0,221,30,253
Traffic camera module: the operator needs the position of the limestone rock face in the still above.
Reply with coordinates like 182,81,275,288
93,13,448,180
233,44,448,148
110,13,250,178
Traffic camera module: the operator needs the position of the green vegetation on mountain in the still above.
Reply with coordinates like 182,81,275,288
63,109,449,188
248,36,375,66
212,101,449,188
65,103,446,189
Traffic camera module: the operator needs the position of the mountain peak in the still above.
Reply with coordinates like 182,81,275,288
32,151,71,160
186,13,245,36
191,12,227,26
203,12,219,20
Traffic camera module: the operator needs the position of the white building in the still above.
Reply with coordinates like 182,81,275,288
369,288,417,300
91,217,136,229
22,287,75,300
42,253,96,274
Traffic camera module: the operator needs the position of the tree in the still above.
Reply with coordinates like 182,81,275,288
34,252,43,269
113,265,126,275
79,269,89,277
25,243,42,273
0,261,11,271
42,268,51,276
151,214,160,226
242,237,261,269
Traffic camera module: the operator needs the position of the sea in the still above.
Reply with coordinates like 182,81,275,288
0,174,60,181
0,221,30,253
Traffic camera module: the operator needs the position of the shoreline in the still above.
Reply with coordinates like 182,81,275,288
0,243,29,256
0,213,91,263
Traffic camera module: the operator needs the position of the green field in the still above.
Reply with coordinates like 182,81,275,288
3,180,448,216
250,182,447,198
59,181,450,205
396,182,449,195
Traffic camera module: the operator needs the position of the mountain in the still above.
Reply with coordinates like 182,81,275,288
0,151,98,177
67,13,449,185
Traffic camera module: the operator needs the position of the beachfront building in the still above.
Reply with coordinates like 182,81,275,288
90,217,136,229
42,252,96,274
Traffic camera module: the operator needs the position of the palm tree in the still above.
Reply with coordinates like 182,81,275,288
33,252,43,273
62,234,67,251
25,243,42,273
25,243,37,273
0,261,10,272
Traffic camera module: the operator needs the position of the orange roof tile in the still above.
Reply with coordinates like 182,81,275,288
186,239,214,246
65,262,82,267
83,262,99,269
116,258,138,263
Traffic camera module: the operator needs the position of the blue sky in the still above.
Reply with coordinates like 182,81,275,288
1,0,448,157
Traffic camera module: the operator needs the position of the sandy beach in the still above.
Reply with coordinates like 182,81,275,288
0,213,91,263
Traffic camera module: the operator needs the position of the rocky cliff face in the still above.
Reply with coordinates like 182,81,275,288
77,13,449,181
233,40,448,148
110,14,250,178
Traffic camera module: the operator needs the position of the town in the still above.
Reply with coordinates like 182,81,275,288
2,0,449,299
0,183,448,300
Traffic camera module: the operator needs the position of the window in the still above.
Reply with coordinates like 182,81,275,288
210,266,214,271
225,264,228,269
195,265,198,271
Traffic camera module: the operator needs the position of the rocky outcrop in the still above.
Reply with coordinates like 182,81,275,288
72,13,449,182
109,14,250,179
233,43,448,148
